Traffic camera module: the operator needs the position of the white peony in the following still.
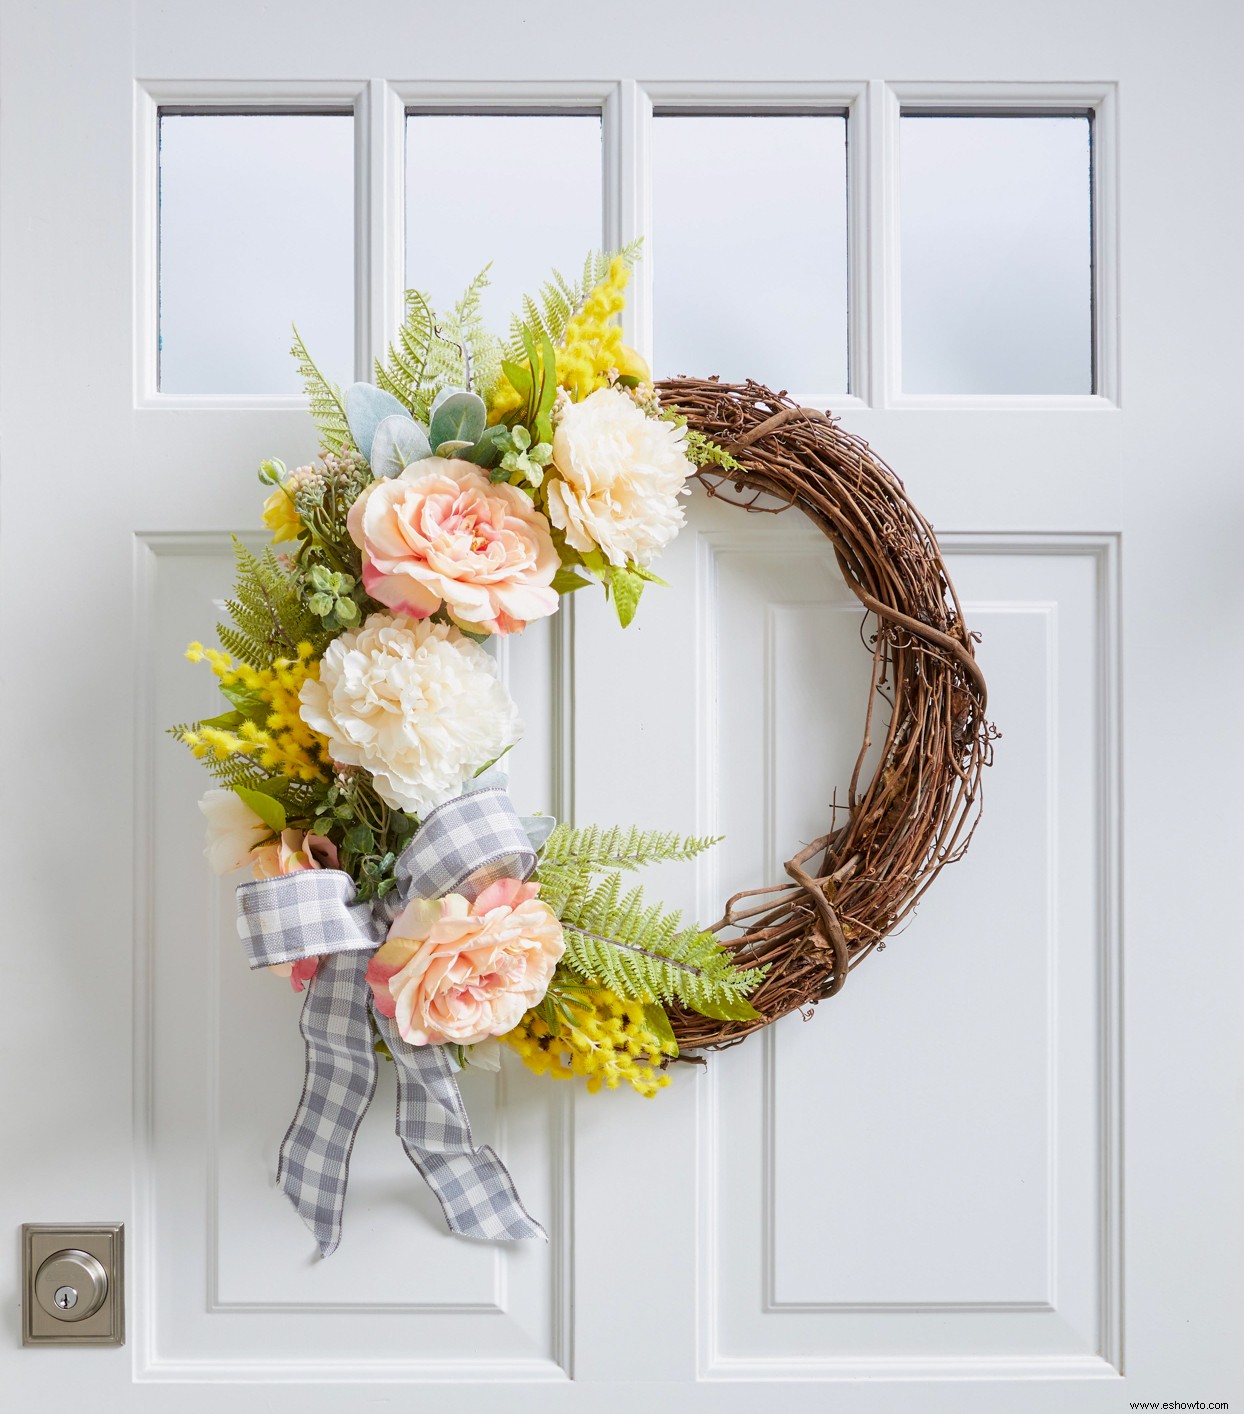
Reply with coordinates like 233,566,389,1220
545,387,693,567
199,789,270,874
298,614,522,816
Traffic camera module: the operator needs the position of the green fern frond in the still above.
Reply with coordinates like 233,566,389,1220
425,266,502,400
374,288,437,418
290,324,352,452
375,269,503,416
539,823,718,874
506,240,643,358
539,863,765,1021
218,538,328,668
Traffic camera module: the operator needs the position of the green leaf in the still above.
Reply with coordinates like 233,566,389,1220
460,424,511,468
428,390,488,452
609,566,644,628
642,1001,679,1057
234,785,287,834
690,994,761,1022
501,359,533,402
344,822,375,854
473,742,514,776
536,333,558,421
551,566,592,594
219,680,269,720
198,709,244,731
633,564,669,586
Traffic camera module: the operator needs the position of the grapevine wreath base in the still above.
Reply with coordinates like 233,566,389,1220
658,377,993,1053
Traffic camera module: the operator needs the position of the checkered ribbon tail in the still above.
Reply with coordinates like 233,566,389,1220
235,787,545,1256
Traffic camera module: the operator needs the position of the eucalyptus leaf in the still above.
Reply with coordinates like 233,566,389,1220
344,382,410,462
459,424,511,468
370,414,432,477
521,813,557,852
434,439,475,457
428,390,488,452
233,785,287,835
429,386,468,420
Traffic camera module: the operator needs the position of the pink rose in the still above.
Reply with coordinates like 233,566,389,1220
251,829,339,990
347,460,559,636
249,828,339,879
365,878,564,1047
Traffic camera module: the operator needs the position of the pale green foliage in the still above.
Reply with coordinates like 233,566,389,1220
540,823,718,872
373,288,437,417
291,325,352,451
683,428,742,473
427,267,502,399
215,538,328,668
538,866,765,1021
535,826,763,1021
376,269,503,417
506,241,643,359
166,732,320,814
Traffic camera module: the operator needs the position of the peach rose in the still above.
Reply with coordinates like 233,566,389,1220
347,460,559,636
249,828,339,880
250,829,339,991
365,878,564,1047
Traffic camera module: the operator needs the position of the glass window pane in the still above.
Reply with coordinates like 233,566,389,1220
158,113,354,395
900,115,1092,394
653,114,848,393
406,114,602,332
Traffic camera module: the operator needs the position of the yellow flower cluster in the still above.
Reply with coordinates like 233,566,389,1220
505,987,675,1097
557,258,650,401
487,257,652,421
262,484,302,544
181,641,330,782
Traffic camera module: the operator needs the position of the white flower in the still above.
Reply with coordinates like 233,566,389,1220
298,614,522,816
199,789,269,874
545,387,693,567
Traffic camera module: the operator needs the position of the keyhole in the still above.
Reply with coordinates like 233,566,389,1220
54,1285,77,1310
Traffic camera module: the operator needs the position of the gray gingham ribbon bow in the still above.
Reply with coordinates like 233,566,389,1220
234,786,547,1256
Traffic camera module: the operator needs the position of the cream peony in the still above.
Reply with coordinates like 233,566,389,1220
365,878,564,1047
297,614,522,816
545,386,693,567
199,789,270,874
347,460,559,636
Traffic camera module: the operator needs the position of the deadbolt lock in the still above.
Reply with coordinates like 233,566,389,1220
34,1249,109,1321
22,1224,124,1346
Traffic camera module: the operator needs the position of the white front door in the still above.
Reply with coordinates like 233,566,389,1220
3,1,1241,1409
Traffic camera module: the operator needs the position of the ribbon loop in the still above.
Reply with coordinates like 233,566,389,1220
395,785,537,902
234,787,546,1256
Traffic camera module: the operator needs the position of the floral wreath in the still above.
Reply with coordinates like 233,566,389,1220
174,248,990,1255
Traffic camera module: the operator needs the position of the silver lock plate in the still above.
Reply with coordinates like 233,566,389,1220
22,1225,124,1346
